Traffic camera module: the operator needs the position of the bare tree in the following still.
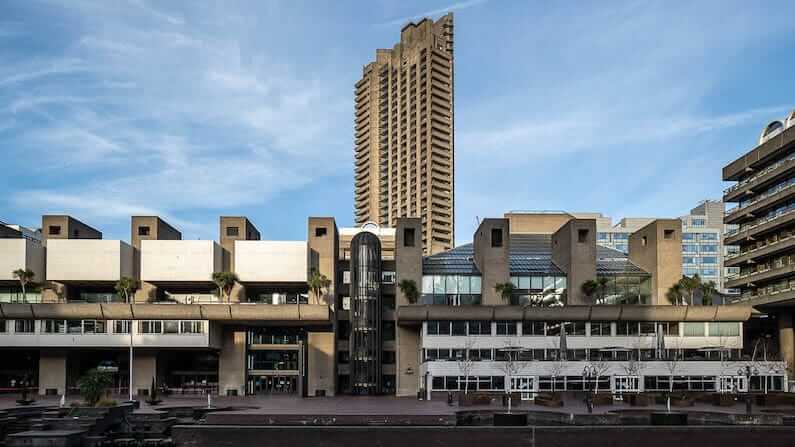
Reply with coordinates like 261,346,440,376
496,338,528,413
663,340,682,412
456,338,476,395
587,359,612,394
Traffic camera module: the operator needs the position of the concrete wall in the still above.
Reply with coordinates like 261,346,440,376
38,352,66,395
46,240,133,281
133,352,157,396
0,238,44,282
504,212,574,234
779,313,794,371
629,219,683,305
42,215,102,245
551,219,597,305
219,216,261,272
307,332,335,397
235,241,308,283
140,240,222,282
473,218,510,305
395,218,423,306
218,328,246,396
307,217,338,305
396,325,420,396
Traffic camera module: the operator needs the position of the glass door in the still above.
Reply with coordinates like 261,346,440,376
511,376,536,400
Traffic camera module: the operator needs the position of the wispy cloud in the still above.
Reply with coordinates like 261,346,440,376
379,0,488,26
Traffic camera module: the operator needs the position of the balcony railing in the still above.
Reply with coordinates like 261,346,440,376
725,233,795,261
724,154,795,195
725,206,795,237
725,181,795,215
0,292,41,304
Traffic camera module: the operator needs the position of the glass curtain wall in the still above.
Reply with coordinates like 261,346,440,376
349,232,382,395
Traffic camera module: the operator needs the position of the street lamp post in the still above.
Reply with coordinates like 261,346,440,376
737,365,759,415
582,365,597,414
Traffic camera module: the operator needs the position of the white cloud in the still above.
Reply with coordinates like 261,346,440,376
379,0,488,26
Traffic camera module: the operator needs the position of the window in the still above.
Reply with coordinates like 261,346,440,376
570,321,586,336
682,233,695,241
662,322,679,336
315,227,327,237
403,228,415,246
452,321,468,336
114,320,131,334
700,244,718,253
83,320,106,334
692,219,705,227
382,351,396,364
139,321,162,334
683,322,705,337
468,320,491,336
701,256,718,265
578,229,589,243
491,228,503,247
138,226,151,236
496,321,516,335
67,320,82,334
682,244,698,253
590,321,611,336
163,321,179,334
382,321,396,341
682,256,698,265
522,321,545,336
469,349,492,361
44,320,66,333
641,236,647,246
226,226,239,237
181,321,203,334
639,322,656,335
382,271,396,284
616,321,639,336
48,225,61,235
664,229,675,239
427,320,450,335
708,322,739,337
15,320,34,333
597,232,609,241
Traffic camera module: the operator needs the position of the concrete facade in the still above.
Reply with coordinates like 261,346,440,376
307,332,336,397
38,352,67,395
218,329,246,396
551,219,597,305
473,218,510,305
628,219,683,305
354,14,455,255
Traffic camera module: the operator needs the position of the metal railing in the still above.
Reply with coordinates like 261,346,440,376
723,155,795,195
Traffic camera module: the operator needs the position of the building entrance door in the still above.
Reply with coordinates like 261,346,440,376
250,375,298,394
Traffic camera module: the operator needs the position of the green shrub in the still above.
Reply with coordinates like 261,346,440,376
78,369,113,406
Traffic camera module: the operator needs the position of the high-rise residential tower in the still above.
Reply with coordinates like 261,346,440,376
354,13,454,255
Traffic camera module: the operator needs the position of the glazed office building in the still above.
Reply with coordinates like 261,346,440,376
353,13,454,255
0,212,784,398
723,108,795,368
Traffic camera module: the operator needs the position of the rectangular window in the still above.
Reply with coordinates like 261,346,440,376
578,229,589,243
226,226,239,237
708,322,740,337
639,322,656,335
617,321,639,336
138,226,150,236
663,322,679,336
315,227,327,237
664,229,675,239
468,320,491,335
683,322,705,337
180,321,203,334
114,320,131,334
15,320,35,333
700,244,718,253
522,321,545,336
451,321,467,336
44,320,65,333
570,321,586,336
491,228,503,247
469,349,492,361
382,271,396,284
83,320,106,334
139,321,162,334
48,225,61,235
496,321,517,335
403,228,415,247
67,320,82,334
590,321,611,336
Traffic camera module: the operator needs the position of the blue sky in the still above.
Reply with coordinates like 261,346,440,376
1,0,793,245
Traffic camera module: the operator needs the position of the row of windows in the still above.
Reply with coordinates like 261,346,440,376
681,232,718,241
682,244,719,253
509,275,567,291
682,256,719,265
425,348,743,363
0,320,205,335
425,321,740,337
683,267,719,278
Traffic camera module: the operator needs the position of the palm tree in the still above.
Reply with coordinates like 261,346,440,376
679,274,700,306
699,280,718,305
580,280,599,303
114,277,138,304
12,268,35,303
397,279,420,304
307,269,331,306
666,283,685,306
596,276,610,303
494,282,515,304
211,272,239,303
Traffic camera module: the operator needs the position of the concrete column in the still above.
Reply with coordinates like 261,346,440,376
778,313,795,370
396,326,420,397
133,352,157,396
307,332,335,397
134,282,157,303
218,329,246,396
38,352,67,395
